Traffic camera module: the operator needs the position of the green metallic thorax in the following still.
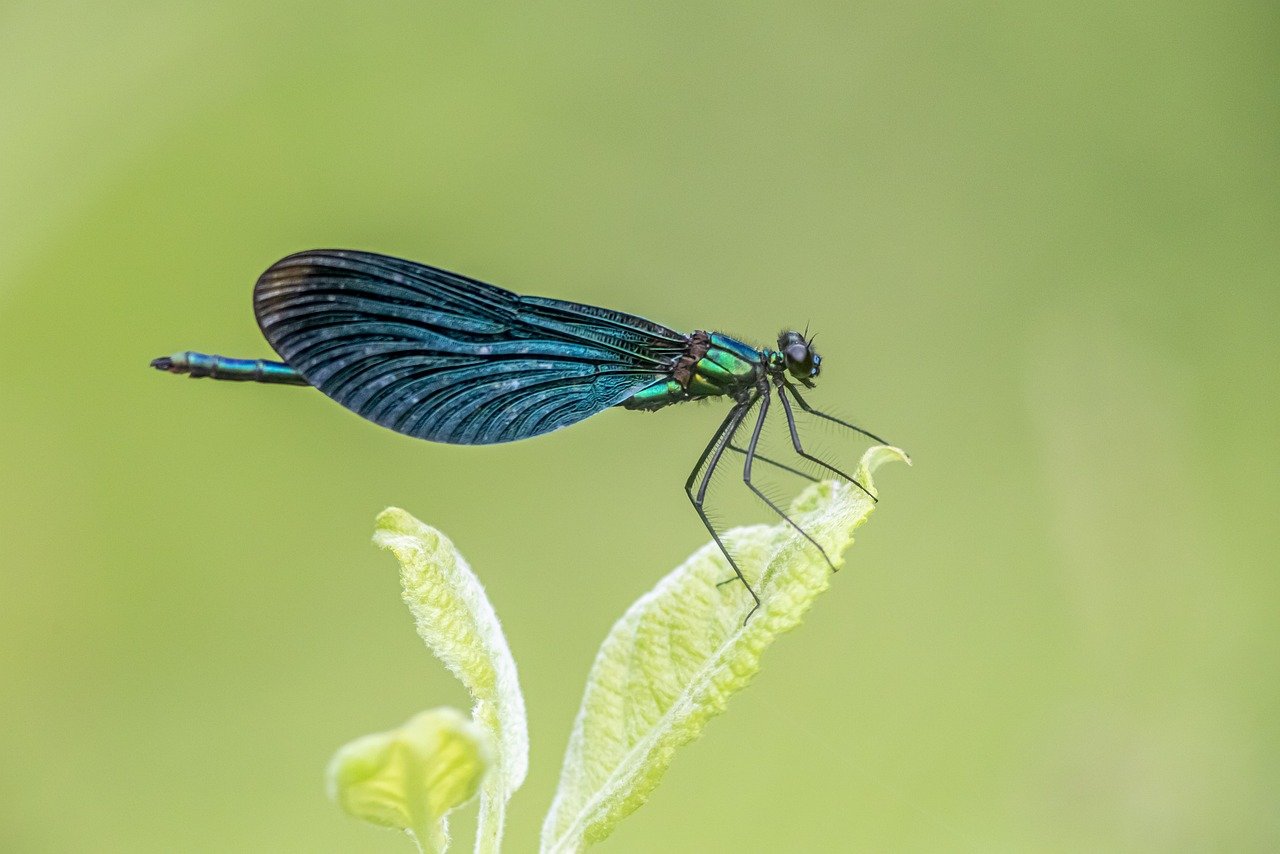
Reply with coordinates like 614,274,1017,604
622,331,764,411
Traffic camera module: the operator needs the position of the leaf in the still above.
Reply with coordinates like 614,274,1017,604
374,510,529,854
540,445,910,853
327,707,490,853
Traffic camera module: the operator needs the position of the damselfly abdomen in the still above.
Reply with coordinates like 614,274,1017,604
152,250,893,619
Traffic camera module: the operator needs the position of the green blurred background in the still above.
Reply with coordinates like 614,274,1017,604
2,2,1276,851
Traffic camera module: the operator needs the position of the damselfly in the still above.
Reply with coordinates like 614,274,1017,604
152,250,893,618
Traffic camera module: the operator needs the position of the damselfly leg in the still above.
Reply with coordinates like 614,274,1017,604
685,396,762,618
783,381,893,447
776,380,877,503
726,442,817,482
695,388,840,623
740,389,836,569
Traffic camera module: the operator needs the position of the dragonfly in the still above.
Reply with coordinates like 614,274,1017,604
152,249,893,618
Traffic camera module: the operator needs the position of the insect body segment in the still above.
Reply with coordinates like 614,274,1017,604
150,351,309,385
623,332,762,411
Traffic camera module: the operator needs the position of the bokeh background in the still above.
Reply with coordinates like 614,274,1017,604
2,2,1277,851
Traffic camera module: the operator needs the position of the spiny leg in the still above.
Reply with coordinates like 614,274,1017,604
726,442,817,482
685,396,762,617
775,382,877,503
741,385,836,569
783,381,894,447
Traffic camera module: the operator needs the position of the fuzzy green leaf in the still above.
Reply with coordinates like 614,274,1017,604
541,445,910,853
374,510,529,854
327,707,490,853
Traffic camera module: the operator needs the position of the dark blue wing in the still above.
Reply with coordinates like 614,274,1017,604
253,250,688,444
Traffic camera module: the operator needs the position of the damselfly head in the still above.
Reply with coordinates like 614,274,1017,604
778,330,821,386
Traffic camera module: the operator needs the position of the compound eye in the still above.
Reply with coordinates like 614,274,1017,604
785,343,809,364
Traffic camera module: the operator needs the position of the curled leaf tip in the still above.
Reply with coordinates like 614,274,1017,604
867,444,912,469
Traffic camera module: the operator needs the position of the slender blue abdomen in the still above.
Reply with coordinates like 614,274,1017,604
150,351,310,385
